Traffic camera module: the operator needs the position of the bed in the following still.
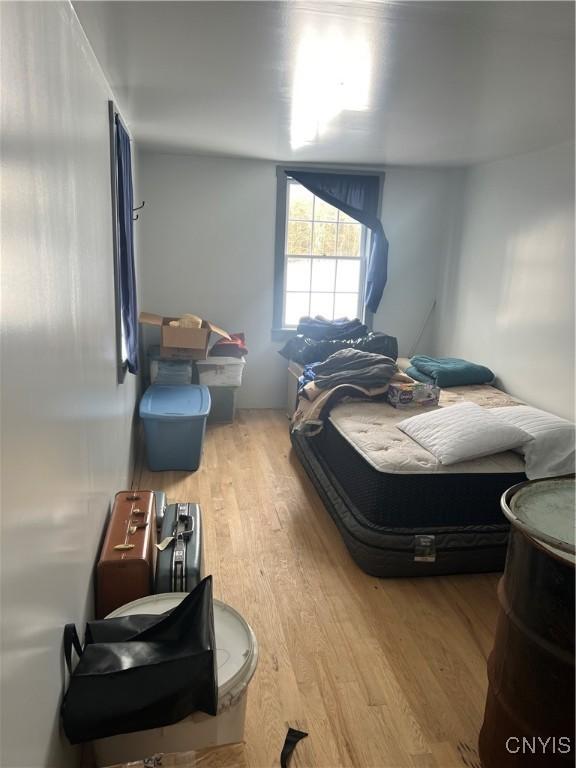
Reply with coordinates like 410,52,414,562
291,384,527,577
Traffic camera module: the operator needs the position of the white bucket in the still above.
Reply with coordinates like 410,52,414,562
93,593,258,767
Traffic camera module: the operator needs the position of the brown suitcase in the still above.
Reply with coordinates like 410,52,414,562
95,491,157,619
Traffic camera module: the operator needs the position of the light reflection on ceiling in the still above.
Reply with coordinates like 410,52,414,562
290,26,372,149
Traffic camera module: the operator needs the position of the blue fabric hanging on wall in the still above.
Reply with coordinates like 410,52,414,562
115,116,138,374
286,170,388,313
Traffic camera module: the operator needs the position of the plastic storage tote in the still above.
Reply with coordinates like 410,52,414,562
148,345,194,385
140,384,211,471
196,356,245,387
208,386,237,423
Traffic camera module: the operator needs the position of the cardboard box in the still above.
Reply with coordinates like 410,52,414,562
139,312,230,360
286,360,304,418
387,381,440,409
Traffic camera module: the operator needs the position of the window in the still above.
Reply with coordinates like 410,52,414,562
277,177,367,329
109,101,138,380
284,180,366,326
273,168,388,336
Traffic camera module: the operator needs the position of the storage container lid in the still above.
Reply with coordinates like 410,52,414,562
147,345,162,360
503,478,575,562
147,346,197,365
196,356,245,367
140,384,211,420
107,594,258,701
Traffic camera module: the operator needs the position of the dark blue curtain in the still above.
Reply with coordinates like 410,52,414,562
286,170,388,313
115,116,138,374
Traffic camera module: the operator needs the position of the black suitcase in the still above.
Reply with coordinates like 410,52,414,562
153,490,167,531
155,502,203,593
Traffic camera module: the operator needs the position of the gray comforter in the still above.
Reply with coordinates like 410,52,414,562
313,349,398,390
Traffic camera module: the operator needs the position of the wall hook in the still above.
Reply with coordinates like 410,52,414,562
133,201,145,221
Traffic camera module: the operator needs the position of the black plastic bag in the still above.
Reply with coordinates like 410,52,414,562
84,611,169,644
295,316,367,341
279,331,398,365
61,576,217,744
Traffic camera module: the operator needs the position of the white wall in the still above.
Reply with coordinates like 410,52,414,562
138,152,461,407
138,153,284,407
433,141,575,420
0,4,138,766
374,167,464,354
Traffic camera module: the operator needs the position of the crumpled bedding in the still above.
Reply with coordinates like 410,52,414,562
312,350,398,390
292,371,415,435
328,384,526,475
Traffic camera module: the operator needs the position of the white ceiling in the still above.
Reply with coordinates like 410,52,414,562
75,0,574,166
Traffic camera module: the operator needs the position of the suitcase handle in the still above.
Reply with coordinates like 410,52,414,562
156,505,196,552
173,510,194,539
156,524,194,552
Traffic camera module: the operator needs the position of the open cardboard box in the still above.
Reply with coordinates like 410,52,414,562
104,743,247,767
139,312,230,360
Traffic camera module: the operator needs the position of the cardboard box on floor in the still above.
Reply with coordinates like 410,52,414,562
139,313,231,361
105,744,247,767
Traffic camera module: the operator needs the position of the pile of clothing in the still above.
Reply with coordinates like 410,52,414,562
300,349,397,393
279,315,398,365
292,349,413,434
295,316,367,341
210,332,248,358
291,347,498,434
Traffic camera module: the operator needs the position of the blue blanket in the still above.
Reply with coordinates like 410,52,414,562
407,355,494,387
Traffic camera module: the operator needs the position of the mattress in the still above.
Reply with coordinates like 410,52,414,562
291,384,527,577
329,384,525,476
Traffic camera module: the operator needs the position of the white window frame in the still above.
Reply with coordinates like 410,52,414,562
272,166,383,339
281,178,368,329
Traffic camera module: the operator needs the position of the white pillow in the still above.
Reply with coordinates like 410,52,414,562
490,406,575,480
397,402,532,466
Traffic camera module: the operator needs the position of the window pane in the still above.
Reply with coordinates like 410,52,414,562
337,222,361,257
287,221,312,255
310,292,334,320
314,197,338,221
286,258,311,291
285,292,310,326
335,259,361,292
311,258,336,292
312,222,337,257
338,209,357,223
288,183,313,220
334,293,359,320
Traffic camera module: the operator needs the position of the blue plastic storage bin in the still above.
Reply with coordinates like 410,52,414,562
147,346,194,385
140,384,211,471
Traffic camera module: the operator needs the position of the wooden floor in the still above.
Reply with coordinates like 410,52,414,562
133,409,499,768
